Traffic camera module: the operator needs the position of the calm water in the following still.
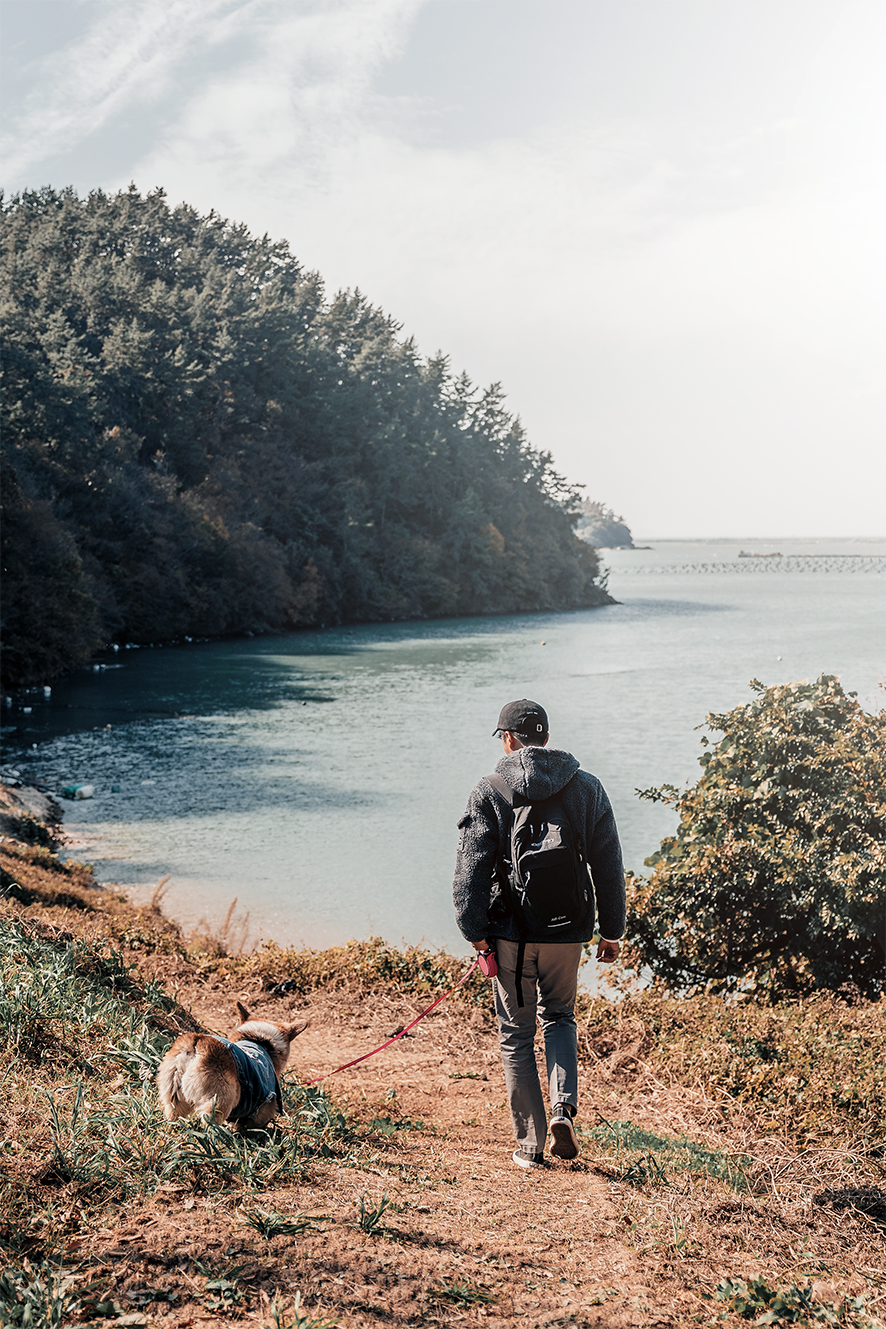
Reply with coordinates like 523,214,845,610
3,538,884,954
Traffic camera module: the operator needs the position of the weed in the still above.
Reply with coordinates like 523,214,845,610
0,1262,77,1328
622,1151,668,1187
715,1277,878,1326
243,1208,329,1238
367,1114,426,1136
148,874,172,911
355,1192,390,1235
429,1281,494,1307
194,1259,251,1312
191,896,251,957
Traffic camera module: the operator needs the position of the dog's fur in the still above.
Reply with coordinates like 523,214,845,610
156,1001,307,1129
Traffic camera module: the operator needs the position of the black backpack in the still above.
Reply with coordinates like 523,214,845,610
487,772,589,1005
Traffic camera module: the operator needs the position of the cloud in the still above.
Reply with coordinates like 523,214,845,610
1,0,419,186
3,0,884,535
1,0,245,181
110,13,886,535
117,0,421,211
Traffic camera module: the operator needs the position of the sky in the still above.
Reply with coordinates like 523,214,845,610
2,0,884,538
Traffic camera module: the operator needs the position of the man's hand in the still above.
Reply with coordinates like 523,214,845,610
471,939,492,953
596,938,620,963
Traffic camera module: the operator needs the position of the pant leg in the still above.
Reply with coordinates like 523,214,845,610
535,942,581,1113
493,939,547,1155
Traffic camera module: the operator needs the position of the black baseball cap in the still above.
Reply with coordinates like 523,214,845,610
493,699,549,739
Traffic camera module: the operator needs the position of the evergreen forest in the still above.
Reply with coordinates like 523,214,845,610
1,186,612,689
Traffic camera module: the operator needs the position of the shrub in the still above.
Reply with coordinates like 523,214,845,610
625,676,886,999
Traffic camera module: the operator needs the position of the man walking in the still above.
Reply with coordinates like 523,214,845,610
453,700,626,1169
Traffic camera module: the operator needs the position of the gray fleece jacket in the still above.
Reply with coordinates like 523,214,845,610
452,746,626,945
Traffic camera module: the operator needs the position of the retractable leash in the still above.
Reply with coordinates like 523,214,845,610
298,951,494,1087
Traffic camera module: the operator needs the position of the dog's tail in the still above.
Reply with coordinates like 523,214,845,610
156,1033,201,1120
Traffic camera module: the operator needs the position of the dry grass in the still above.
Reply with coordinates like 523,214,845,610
1,796,884,1328
190,896,253,958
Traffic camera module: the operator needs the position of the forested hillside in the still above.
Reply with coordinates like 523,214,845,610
0,186,611,688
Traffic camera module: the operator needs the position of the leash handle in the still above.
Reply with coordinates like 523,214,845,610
298,955,481,1087
478,949,497,978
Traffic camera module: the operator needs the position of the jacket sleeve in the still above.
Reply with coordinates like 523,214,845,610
585,783,627,941
452,783,501,943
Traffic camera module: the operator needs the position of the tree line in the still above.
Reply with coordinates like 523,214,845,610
1,186,611,689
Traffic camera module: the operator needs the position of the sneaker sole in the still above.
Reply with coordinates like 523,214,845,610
549,1118,579,1160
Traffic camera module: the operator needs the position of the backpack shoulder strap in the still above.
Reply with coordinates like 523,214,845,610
486,772,515,807
556,771,585,860
485,773,516,893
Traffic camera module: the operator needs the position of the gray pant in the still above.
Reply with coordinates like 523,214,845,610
493,939,582,1156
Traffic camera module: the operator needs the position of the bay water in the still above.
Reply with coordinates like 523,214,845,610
3,538,883,956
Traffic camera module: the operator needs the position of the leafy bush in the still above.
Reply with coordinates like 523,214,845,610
625,676,886,998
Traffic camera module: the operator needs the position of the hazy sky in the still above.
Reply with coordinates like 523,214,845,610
3,0,884,537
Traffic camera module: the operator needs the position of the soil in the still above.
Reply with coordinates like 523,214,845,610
2,786,882,1328
47,952,882,1328
89,956,672,1327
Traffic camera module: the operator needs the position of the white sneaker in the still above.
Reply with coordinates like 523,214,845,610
513,1149,546,1170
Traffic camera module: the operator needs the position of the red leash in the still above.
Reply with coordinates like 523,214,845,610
299,955,482,1086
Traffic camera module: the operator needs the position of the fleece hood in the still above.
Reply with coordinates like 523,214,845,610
494,746,580,801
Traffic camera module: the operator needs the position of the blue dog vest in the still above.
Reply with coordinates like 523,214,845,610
219,1038,282,1122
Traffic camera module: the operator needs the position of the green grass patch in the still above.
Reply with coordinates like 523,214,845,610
590,1115,750,1191
0,920,368,1256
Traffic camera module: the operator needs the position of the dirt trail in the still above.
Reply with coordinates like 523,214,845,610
89,960,710,1328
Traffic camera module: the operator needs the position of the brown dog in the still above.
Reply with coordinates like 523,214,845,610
156,1001,306,1129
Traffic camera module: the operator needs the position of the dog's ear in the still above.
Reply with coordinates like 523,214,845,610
282,1018,309,1043
235,1000,251,1024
